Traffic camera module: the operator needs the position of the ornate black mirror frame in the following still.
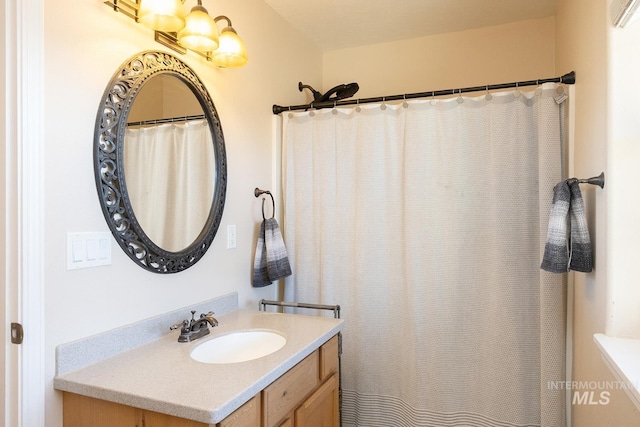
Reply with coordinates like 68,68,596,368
94,51,227,273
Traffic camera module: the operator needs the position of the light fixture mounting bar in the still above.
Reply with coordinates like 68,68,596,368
154,31,213,62
154,31,188,55
103,0,141,21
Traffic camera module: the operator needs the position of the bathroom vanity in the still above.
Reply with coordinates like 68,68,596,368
61,335,339,426
54,298,343,426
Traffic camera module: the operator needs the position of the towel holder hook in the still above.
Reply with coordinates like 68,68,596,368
571,172,605,189
255,188,275,219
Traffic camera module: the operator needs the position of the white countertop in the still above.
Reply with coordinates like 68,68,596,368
54,309,344,424
593,333,640,412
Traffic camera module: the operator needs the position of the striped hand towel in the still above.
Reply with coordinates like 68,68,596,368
541,180,593,273
252,218,292,287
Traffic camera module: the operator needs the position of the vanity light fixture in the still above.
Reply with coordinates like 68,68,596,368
104,0,248,67
211,16,248,68
178,0,219,52
138,0,185,32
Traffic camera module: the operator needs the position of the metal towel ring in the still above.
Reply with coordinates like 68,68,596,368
254,188,275,219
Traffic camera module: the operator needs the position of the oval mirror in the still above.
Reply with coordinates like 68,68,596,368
94,51,227,273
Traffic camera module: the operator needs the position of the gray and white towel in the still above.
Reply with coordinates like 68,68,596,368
253,218,292,287
541,180,593,273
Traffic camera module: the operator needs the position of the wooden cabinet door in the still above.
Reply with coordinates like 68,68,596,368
63,392,137,427
263,350,320,427
319,336,339,380
63,392,208,427
294,373,339,427
217,394,261,427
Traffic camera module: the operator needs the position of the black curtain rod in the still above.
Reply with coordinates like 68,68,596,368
273,71,576,115
127,114,206,127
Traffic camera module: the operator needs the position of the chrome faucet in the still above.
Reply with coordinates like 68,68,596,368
170,310,219,343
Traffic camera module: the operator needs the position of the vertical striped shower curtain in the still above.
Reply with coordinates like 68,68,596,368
281,85,568,427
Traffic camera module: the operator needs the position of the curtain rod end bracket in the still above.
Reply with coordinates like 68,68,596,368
561,71,576,85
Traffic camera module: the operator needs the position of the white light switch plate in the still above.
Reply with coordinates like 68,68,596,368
67,232,112,270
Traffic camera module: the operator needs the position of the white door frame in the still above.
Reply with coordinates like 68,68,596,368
3,0,45,426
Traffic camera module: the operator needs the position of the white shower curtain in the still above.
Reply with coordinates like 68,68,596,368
124,120,214,252
282,85,567,427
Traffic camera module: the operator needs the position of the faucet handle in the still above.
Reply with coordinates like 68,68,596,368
201,311,219,327
170,319,189,331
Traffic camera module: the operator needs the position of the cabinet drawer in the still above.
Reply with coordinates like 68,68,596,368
320,335,339,380
263,350,320,427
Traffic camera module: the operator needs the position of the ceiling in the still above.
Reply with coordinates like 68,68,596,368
264,0,558,52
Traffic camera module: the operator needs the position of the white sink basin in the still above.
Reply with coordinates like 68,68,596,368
190,330,287,364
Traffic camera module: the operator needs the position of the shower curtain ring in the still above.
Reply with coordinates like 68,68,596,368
535,79,543,96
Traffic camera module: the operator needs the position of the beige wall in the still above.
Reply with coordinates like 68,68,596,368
556,0,640,425
128,75,203,122
42,1,321,426
323,17,556,98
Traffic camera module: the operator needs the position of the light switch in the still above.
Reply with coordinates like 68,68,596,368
67,232,112,270
86,239,98,260
98,238,109,259
71,240,84,262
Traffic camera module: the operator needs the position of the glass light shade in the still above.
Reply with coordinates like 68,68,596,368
138,0,186,32
211,27,248,68
178,6,219,52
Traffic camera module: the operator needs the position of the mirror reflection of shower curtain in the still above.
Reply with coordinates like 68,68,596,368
282,86,567,427
124,120,214,252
